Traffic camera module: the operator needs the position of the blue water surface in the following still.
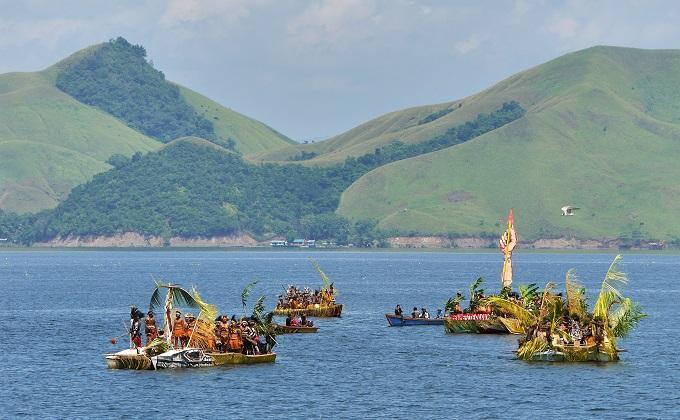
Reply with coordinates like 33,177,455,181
0,250,677,419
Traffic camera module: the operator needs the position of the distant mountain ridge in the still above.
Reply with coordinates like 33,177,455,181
339,46,680,242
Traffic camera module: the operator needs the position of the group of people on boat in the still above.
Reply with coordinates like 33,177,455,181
285,312,314,327
128,306,271,355
394,304,443,319
214,315,267,355
276,284,336,310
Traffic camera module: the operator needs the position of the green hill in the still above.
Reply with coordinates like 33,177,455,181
0,38,295,214
338,46,680,242
0,71,159,213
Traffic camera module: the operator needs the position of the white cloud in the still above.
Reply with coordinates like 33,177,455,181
545,16,579,39
286,0,379,49
159,0,252,27
454,35,482,55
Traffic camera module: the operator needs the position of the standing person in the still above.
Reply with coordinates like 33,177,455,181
215,315,229,352
172,310,186,349
130,313,142,348
394,305,403,317
183,313,196,348
145,311,158,345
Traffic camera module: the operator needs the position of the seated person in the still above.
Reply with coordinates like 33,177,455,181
394,305,403,317
411,307,420,318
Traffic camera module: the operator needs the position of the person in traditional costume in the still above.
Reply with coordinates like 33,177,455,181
227,321,243,353
129,313,142,348
172,310,187,349
183,313,196,347
145,311,158,345
215,315,230,353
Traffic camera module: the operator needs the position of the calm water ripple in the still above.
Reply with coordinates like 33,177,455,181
1,250,678,419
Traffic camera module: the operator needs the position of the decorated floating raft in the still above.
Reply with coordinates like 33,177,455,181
385,314,445,326
273,304,343,318
275,325,319,334
105,348,276,370
528,345,619,362
443,313,522,334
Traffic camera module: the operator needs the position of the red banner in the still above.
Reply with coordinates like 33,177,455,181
448,313,490,321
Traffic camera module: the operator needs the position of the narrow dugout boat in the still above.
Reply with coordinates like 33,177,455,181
106,348,276,370
274,260,342,317
273,304,343,318
275,324,319,334
443,313,521,334
385,314,445,326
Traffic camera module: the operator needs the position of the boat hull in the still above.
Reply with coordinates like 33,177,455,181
273,304,342,317
528,345,619,362
105,349,154,370
107,348,276,369
275,325,319,333
444,314,511,334
385,314,445,326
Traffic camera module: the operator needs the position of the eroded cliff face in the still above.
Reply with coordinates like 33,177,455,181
32,232,259,248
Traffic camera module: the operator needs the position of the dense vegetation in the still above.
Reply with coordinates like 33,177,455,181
56,37,218,144
0,102,523,246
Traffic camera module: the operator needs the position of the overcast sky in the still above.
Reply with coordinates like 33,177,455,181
2,0,680,141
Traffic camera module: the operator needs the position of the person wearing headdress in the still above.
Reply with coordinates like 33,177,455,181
172,310,187,349
145,311,158,345
129,308,142,348
215,315,230,352
227,320,243,353
183,313,196,347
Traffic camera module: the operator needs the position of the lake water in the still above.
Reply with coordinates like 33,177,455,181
1,250,678,418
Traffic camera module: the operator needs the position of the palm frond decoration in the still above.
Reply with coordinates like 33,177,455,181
593,254,627,320
565,269,587,320
241,279,258,311
517,336,549,360
149,287,162,312
487,297,537,327
537,281,557,320
467,277,485,312
251,295,266,321
148,282,200,312
609,298,646,338
444,294,465,313
311,259,332,290
518,283,540,302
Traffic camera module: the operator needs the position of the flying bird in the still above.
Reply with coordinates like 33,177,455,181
561,206,580,216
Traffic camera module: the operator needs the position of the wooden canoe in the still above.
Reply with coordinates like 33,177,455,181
275,325,319,334
106,348,276,369
528,344,619,362
443,313,514,334
385,314,445,326
273,304,343,317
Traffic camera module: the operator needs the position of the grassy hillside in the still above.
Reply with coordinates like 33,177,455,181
338,46,680,241
0,39,295,214
0,71,159,213
178,86,295,156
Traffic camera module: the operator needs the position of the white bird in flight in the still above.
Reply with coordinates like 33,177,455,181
561,206,579,216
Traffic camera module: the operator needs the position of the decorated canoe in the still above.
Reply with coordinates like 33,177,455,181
527,344,619,362
385,314,445,326
106,348,276,370
275,325,319,334
273,303,342,317
443,313,522,334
